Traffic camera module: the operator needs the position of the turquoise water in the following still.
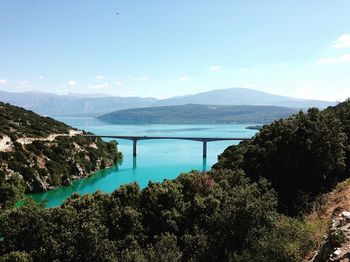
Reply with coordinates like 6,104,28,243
31,118,257,207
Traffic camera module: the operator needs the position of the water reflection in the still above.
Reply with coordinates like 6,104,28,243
31,164,120,206
202,157,207,171
133,157,137,169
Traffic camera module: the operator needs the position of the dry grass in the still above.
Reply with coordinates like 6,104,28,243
302,178,350,261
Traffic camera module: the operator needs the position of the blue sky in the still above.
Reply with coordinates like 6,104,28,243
0,0,350,101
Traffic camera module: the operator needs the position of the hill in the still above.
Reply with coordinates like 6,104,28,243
214,99,350,215
0,88,336,117
154,88,336,108
97,104,299,124
0,102,122,200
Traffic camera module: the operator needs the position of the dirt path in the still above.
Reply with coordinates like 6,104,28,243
0,129,83,151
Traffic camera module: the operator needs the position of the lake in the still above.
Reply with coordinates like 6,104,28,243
30,117,258,207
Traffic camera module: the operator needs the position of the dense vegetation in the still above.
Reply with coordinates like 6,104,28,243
0,102,69,139
3,100,350,261
98,104,298,124
0,170,318,261
0,102,121,208
215,101,350,215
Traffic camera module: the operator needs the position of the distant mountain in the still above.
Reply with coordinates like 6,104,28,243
97,104,299,124
153,88,336,108
0,91,157,117
0,88,336,117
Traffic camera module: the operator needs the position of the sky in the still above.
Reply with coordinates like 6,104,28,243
0,0,350,101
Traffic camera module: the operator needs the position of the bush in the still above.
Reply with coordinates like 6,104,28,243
0,169,282,261
0,174,25,210
239,215,318,262
0,251,33,262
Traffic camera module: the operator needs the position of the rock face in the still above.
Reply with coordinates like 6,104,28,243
310,210,350,262
0,135,13,152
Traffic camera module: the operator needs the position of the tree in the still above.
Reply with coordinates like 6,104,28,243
0,169,283,261
216,108,348,214
0,171,25,210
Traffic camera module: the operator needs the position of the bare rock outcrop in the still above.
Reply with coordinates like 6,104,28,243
310,211,350,262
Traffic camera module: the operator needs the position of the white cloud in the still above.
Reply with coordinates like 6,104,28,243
209,65,222,71
239,67,248,73
317,54,350,64
136,76,149,80
89,82,109,89
18,80,32,89
115,81,123,86
0,79,7,85
39,75,44,80
179,76,191,81
67,80,77,86
338,54,350,62
316,57,337,64
96,75,106,79
332,34,350,48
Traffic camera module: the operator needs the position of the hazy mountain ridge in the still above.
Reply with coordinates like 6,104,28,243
0,91,157,117
0,88,336,117
98,104,299,124
153,88,336,108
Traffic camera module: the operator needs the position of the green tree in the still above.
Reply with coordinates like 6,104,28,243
0,251,33,262
216,108,348,214
0,171,25,210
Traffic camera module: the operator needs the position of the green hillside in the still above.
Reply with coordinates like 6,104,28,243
98,104,298,124
0,102,121,206
215,100,350,215
0,101,70,139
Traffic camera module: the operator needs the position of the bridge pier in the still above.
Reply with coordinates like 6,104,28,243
203,141,207,158
133,139,137,156
82,135,249,158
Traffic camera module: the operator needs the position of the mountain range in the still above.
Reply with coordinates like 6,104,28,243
152,88,336,108
0,88,337,117
0,91,156,117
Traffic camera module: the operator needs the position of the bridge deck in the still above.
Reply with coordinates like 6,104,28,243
82,135,250,158
83,135,250,142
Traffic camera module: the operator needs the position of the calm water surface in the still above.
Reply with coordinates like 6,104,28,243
31,118,258,207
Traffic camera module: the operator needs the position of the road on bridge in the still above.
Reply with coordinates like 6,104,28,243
83,135,250,158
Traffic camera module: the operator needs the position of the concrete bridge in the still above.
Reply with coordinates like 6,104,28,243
83,135,250,158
